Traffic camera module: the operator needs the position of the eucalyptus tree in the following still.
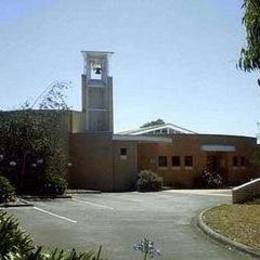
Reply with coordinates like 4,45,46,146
238,0,260,85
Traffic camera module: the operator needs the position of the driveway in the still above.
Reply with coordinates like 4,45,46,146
6,190,254,259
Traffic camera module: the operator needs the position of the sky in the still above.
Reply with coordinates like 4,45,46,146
0,0,259,137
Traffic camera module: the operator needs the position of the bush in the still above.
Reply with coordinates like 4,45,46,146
201,168,223,188
25,246,105,260
22,171,46,195
41,175,68,195
0,175,15,203
137,170,163,192
0,83,70,195
0,211,34,257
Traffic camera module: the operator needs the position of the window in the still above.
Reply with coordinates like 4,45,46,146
158,156,167,167
184,156,193,167
161,128,167,134
120,148,127,159
172,156,180,167
240,156,246,167
233,156,238,167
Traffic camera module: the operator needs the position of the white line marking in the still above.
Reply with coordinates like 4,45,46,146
104,194,143,202
33,207,77,223
158,195,179,199
72,198,114,210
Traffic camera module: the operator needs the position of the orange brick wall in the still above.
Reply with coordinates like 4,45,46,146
68,132,258,191
68,133,138,191
68,132,114,191
137,135,258,187
112,141,138,191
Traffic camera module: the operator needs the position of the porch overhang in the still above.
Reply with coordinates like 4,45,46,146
113,135,172,143
201,144,236,152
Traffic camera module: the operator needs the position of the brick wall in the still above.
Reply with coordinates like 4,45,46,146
69,133,138,191
232,178,260,203
137,134,257,187
68,132,114,191
112,141,138,191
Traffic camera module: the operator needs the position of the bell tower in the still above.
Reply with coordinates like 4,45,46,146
81,51,114,132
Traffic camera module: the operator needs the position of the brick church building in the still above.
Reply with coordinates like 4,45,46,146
63,51,259,191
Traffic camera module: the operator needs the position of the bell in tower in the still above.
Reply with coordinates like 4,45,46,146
95,66,102,75
81,51,114,133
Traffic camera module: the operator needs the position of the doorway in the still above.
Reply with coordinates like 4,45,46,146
206,152,228,181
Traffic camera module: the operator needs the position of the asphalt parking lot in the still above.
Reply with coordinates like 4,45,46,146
6,190,253,260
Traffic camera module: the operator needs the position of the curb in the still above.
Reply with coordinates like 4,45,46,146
0,198,34,208
66,190,101,194
197,207,260,259
21,195,72,200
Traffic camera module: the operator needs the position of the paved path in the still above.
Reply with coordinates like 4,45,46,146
6,190,255,259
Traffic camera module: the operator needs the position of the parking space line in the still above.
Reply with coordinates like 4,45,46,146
103,194,143,202
33,207,77,223
72,198,114,210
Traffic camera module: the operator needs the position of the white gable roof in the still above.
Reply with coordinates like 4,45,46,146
117,123,197,135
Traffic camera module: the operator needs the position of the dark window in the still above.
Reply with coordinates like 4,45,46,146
172,156,180,167
162,128,167,134
233,156,238,167
120,148,127,156
158,156,167,167
184,156,193,167
240,156,246,167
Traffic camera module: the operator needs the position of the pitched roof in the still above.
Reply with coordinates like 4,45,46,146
117,123,197,135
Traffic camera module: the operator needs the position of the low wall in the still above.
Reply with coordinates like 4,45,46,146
232,178,260,203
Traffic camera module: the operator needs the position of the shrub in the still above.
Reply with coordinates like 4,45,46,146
22,171,46,195
25,246,105,260
201,168,223,188
41,175,68,195
0,175,15,203
137,170,163,192
0,211,34,258
0,82,70,194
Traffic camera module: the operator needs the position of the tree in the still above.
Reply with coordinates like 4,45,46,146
0,81,70,194
238,0,260,85
140,119,165,128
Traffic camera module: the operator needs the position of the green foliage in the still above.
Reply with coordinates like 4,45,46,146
250,148,260,168
0,176,15,203
0,210,106,259
140,119,165,128
31,81,71,110
137,170,163,192
23,246,105,260
201,169,223,188
0,82,70,194
238,0,260,85
0,211,34,258
41,175,68,196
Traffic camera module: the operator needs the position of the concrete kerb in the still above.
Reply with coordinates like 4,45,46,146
66,189,101,194
0,198,34,208
197,207,260,259
21,195,72,200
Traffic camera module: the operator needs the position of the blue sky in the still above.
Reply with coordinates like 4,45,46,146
0,0,259,136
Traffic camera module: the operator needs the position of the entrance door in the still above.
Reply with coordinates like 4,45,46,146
206,152,228,182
